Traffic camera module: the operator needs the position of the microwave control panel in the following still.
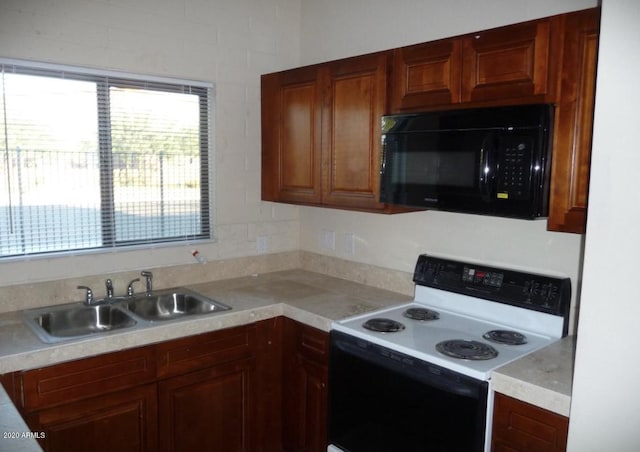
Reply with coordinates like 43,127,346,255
496,136,534,201
413,254,570,320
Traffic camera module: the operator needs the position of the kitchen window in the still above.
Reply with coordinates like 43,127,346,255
0,60,211,258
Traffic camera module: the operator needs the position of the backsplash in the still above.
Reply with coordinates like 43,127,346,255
0,251,414,314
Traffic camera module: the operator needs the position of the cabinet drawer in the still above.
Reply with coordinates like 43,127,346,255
284,319,329,366
19,345,156,412
156,325,255,379
492,392,568,452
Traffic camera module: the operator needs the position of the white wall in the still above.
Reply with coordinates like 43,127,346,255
568,1,640,450
300,0,598,64
0,0,302,285
297,0,595,330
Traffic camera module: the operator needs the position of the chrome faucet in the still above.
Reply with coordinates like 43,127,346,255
105,279,114,299
127,278,140,297
77,285,94,305
140,271,153,296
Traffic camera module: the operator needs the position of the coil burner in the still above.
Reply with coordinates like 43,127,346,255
482,330,528,345
436,339,499,361
362,318,406,333
403,307,440,321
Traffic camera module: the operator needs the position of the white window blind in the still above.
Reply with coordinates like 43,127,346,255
0,61,211,258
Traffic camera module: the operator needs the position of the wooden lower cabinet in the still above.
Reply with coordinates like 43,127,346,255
3,321,285,452
282,318,330,452
158,358,256,452
25,384,157,452
1,318,333,452
492,392,569,452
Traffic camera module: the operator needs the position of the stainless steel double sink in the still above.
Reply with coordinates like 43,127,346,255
22,288,232,343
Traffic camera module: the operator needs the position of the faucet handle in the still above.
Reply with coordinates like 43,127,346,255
105,278,114,299
126,278,140,297
77,285,94,305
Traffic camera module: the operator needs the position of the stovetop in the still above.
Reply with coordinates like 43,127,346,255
331,255,571,381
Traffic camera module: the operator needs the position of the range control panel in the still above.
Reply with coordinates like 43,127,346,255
413,254,571,318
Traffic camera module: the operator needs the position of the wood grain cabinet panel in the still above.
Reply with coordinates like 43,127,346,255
492,392,568,452
156,324,255,379
390,17,561,113
19,345,156,411
391,39,462,111
282,318,329,452
461,18,559,103
322,53,388,210
25,384,158,452
262,52,398,212
262,66,323,204
547,8,600,233
4,321,286,452
158,358,256,452
262,8,599,232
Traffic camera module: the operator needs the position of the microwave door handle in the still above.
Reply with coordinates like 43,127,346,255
480,134,494,202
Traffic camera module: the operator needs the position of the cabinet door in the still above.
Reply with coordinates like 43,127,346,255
492,392,568,452
390,39,462,111
547,8,600,233
285,356,328,452
462,18,559,104
158,358,256,452
25,384,158,452
262,66,323,204
282,319,329,452
321,52,389,210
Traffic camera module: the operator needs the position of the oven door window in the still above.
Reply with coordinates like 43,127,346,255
329,332,488,452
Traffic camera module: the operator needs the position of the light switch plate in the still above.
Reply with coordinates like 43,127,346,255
321,229,335,250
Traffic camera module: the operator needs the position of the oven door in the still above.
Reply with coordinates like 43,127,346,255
328,331,488,452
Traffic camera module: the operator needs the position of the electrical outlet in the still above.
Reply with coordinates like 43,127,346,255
321,229,335,250
257,236,268,253
343,233,355,255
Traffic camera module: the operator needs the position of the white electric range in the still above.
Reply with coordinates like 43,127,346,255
328,254,571,452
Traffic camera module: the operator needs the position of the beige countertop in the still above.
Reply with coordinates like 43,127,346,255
491,335,576,417
0,268,575,447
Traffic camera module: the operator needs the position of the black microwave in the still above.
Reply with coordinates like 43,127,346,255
380,104,554,219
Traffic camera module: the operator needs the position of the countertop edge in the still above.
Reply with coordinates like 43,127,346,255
491,335,576,417
0,385,42,452
491,371,571,417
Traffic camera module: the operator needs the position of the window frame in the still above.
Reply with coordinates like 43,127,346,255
0,58,214,259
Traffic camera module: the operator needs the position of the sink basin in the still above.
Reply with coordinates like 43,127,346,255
120,289,231,321
23,304,138,343
22,288,231,344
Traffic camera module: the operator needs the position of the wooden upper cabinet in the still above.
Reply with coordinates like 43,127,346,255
262,66,323,204
462,17,559,103
322,53,388,210
390,17,561,112
547,8,600,233
262,52,393,212
262,8,599,230
391,39,462,111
